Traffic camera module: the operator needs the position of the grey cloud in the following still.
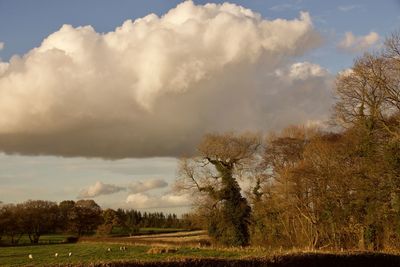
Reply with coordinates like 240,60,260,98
78,178,169,198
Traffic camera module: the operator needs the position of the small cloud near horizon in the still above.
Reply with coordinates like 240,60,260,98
78,178,169,199
78,181,125,198
128,179,168,194
125,192,190,209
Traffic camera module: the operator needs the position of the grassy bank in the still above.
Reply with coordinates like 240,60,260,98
2,231,399,267
0,243,240,266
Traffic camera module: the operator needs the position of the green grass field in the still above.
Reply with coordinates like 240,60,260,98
3,231,400,267
0,243,241,267
3,242,400,267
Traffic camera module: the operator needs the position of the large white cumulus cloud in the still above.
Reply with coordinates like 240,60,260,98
0,1,331,158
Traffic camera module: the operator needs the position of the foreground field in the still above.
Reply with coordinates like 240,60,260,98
0,242,241,266
1,243,400,267
2,231,400,267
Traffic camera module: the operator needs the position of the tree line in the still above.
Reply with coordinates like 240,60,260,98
177,31,400,250
0,199,186,244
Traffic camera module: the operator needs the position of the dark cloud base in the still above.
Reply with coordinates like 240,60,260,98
0,131,197,159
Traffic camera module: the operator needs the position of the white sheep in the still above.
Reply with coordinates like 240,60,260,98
107,247,111,252
28,254,33,259
68,252,72,257
54,253,58,257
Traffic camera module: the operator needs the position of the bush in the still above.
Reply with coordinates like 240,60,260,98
64,236,79,243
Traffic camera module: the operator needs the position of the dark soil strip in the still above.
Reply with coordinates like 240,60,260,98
59,252,400,267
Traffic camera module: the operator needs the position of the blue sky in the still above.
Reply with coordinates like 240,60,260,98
0,0,399,212
1,0,399,71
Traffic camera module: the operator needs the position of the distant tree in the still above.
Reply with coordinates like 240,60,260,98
0,204,24,244
97,208,119,236
58,200,75,233
181,212,206,230
20,200,59,244
69,200,102,236
115,208,127,226
124,210,141,235
0,205,6,241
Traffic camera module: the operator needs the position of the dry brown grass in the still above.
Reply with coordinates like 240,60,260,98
80,230,211,248
146,246,178,254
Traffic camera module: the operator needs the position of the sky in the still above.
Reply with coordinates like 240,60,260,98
0,0,399,214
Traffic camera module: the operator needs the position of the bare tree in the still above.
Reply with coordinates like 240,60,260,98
334,33,400,137
177,132,261,246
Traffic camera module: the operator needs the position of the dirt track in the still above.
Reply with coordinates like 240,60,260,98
80,230,211,247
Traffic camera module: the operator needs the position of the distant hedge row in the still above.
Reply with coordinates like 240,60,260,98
0,199,187,245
